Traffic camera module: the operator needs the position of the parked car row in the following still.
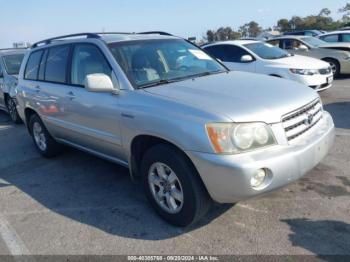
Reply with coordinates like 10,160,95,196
0,32,335,227
202,40,333,91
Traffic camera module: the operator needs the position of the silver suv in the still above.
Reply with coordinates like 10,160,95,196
0,48,27,123
16,33,335,226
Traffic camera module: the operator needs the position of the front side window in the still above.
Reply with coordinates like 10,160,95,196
45,45,70,83
208,45,251,63
2,54,25,75
109,39,226,88
25,51,43,80
267,40,280,47
71,44,112,86
321,34,339,43
280,39,301,50
244,42,290,60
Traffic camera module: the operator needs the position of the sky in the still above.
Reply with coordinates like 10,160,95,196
0,0,348,48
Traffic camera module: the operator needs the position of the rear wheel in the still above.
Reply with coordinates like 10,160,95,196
29,114,62,158
141,144,212,227
6,97,21,124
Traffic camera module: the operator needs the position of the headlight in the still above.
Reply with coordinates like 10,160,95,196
206,123,276,154
290,69,319,75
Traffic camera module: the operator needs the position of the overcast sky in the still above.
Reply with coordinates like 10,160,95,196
0,0,348,48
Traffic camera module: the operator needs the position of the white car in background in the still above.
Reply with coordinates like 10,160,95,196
319,31,350,43
202,40,333,92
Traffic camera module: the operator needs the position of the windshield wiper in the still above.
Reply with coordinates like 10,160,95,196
171,70,226,82
137,70,225,89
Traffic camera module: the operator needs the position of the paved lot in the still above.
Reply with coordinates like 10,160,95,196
0,79,349,257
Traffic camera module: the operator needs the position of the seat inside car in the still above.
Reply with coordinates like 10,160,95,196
131,49,161,84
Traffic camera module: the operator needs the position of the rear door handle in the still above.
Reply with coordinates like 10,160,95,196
66,91,76,100
34,85,40,93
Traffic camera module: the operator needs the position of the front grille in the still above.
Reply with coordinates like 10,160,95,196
282,99,323,141
319,67,332,75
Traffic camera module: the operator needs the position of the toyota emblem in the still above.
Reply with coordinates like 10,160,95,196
305,114,314,125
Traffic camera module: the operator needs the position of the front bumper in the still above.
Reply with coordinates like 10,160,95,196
187,112,335,203
340,60,350,74
287,73,333,92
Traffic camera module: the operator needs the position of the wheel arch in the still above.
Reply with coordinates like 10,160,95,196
129,134,200,182
24,107,39,134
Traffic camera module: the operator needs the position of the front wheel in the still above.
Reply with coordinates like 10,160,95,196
141,144,212,227
6,97,22,124
29,114,62,158
323,58,340,77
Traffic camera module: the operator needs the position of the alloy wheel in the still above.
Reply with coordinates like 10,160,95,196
148,162,184,214
33,122,47,151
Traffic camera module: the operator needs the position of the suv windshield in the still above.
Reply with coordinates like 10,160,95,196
301,37,327,47
2,54,25,75
244,42,290,60
108,39,226,88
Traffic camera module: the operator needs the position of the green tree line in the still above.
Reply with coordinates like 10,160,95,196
205,3,350,43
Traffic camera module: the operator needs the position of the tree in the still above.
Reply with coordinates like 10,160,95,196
205,27,241,43
239,21,262,37
277,19,290,32
339,3,350,23
319,8,331,17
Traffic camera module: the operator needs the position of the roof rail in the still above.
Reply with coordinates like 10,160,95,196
93,32,135,35
31,33,102,49
139,31,174,36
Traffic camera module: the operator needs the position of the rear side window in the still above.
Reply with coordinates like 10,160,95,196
45,45,70,84
321,34,339,43
24,51,43,80
71,44,112,86
341,34,350,42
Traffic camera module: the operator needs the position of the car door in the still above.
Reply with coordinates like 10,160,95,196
62,43,124,160
204,44,256,72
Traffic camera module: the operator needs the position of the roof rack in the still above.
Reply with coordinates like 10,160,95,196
31,33,104,48
139,31,174,36
31,31,175,49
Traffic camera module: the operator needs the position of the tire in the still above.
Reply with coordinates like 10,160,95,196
29,114,62,158
323,58,340,77
6,96,22,124
141,144,212,227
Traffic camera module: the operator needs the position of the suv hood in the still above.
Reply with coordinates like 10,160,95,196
145,71,319,123
267,55,329,69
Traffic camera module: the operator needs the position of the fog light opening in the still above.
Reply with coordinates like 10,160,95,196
251,169,267,189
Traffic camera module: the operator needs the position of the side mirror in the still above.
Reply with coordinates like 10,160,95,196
241,55,254,63
298,45,308,51
84,73,117,93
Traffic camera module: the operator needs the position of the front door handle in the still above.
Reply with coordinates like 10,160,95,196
34,85,41,93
